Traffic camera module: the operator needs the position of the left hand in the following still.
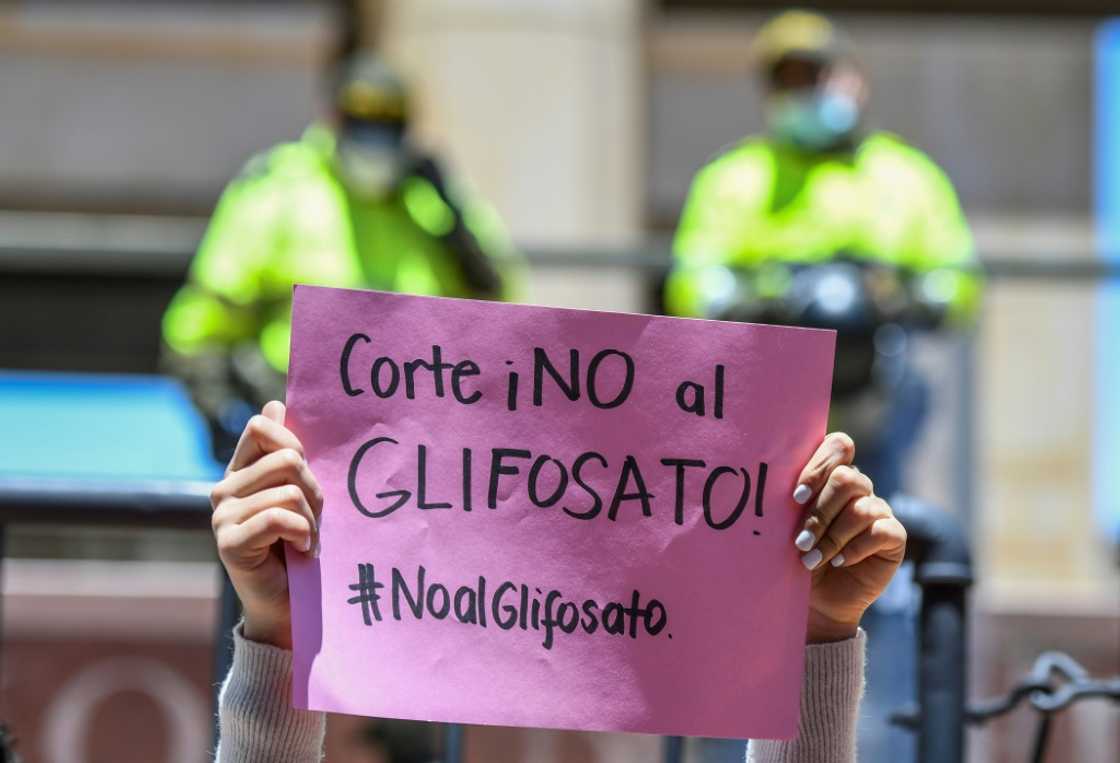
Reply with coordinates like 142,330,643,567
791,432,907,643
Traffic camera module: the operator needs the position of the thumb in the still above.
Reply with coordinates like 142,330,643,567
261,400,286,424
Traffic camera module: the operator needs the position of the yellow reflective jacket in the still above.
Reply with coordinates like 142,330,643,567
665,132,981,324
163,125,517,375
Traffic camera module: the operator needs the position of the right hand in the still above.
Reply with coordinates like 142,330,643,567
210,400,324,649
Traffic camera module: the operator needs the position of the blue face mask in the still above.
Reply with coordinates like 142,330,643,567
765,90,861,150
337,123,406,198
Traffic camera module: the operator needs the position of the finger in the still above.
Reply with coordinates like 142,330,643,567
213,485,317,546
806,495,891,569
211,448,324,518
831,515,907,568
227,402,302,474
792,432,856,506
262,400,286,424
219,507,313,560
795,464,874,553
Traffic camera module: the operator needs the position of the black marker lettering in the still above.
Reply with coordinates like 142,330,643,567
607,455,654,520
564,451,607,520
587,349,634,409
528,454,569,508
371,357,400,398
348,437,410,518
340,332,370,396
417,444,451,510
533,347,580,406
702,466,750,530
451,360,483,404
488,448,531,508
660,457,706,525
392,565,425,620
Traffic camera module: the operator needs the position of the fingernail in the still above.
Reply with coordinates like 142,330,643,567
801,549,823,570
831,553,845,568
794,529,815,552
299,536,312,553
793,484,812,504
311,538,321,559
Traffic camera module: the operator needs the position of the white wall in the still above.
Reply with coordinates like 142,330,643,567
0,3,330,210
381,0,644,248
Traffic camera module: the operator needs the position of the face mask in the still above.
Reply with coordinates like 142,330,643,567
337,140,404,199
765,89,860,151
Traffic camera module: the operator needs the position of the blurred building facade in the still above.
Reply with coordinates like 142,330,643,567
0,1,1116,761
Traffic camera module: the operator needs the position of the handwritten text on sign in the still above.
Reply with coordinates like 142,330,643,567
284,285,835,739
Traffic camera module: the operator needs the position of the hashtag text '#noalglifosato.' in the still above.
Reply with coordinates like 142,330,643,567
347,563,670,651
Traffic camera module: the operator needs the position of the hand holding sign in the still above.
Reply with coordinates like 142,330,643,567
790,434,907,644
211,400,323,649
209,285,905,739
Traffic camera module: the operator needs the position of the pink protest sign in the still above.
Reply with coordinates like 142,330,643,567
284,285,835,739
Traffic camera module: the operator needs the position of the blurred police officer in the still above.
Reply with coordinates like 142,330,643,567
665,11,981,763
163,53,516,458
666,8,984,505
666,10,979,338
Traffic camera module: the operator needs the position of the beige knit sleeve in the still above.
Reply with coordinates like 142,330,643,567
215,623,326,763
747,630,867,763
210,623,863,762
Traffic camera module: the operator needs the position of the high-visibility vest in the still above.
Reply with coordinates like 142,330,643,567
163,124,515,373
665,131,981,325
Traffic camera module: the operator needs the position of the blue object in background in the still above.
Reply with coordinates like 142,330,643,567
0,371,221,483
1094,22,1120,546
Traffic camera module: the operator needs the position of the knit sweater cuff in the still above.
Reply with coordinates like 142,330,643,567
748,629,866,763
216,622,326,763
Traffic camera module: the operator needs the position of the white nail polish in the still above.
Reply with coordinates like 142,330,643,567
794,529,815,551
801,549,823,570
831,553,845,568
793,484,812,504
